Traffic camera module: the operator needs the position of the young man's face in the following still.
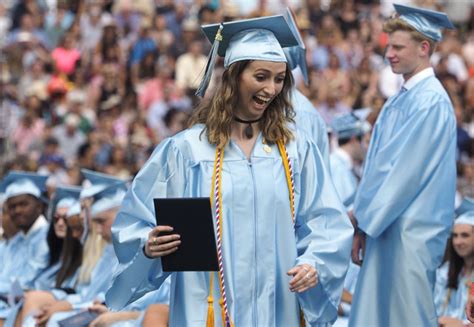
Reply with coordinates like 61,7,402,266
6,194,43,232
93,208,118,242
385,30,427,80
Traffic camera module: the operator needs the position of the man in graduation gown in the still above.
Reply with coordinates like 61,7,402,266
0,172,50,319
330,112,371,210
349,4,457,326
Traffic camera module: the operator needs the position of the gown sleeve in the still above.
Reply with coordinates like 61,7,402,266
106,138,190,310
354,96,456,238
293,138,354,325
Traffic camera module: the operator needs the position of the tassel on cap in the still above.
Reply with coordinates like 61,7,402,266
206,273,215,327
196,23,224,97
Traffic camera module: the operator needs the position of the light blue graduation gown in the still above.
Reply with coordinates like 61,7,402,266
106,124,353,326
0,239,6,274
434,263,471,322
40,244,118,327
0,240,7,312
33,262,61,291
64,243,118,308
349,74,457,326
333,263,360,327
0,216,49,294
43,265,167,327
329,149,358,209
292,89,330,168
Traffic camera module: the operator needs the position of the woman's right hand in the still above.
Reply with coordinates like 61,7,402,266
144,226,181,258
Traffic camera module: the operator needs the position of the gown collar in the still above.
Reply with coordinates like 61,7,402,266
23,215,47,238
334,148,353,169
403,67,434,91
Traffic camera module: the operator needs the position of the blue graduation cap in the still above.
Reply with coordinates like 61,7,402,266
196,14,299,97
0,171,48,201
283,8,309,85
331,111,372,140
52,185,82,210
80,169,127,199
455,211,474,226
455,197,474,217
393,3,454,42
66,201,81,218
91,183,128,217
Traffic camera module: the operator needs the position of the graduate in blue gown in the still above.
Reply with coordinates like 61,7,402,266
33,186,83,291
6,199,84,327
37,180,126,327
0,172,49,321
349,4,457,327
15,173,124,327
329,113,371,327
434,205,474,326
0,196,19,276
283,8,330,168
330,112,371,209
106,14,353,327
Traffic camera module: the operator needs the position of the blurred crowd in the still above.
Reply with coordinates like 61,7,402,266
0,0,472,198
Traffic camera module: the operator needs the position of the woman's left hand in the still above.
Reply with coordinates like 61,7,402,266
287,264,318,293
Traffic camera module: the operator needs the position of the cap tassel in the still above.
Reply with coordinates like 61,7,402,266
206,273,215,327
196,23,224,97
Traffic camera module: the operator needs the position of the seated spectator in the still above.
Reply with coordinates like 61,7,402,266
6,187,83,325
11,109,45,155
51,33,81,77
17,172,125,326
0,172,49,322
138,57,183,111
44,1,75,49
38,154,70,190
6,13,49,49
317,85,352,125
0,200,19,263
36,187,80,290
175,39,207,97
52,114,86,165
435,206,474,326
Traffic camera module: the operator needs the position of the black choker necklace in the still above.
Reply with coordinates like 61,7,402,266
234,116,262,139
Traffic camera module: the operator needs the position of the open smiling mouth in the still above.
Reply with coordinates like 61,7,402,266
254,95,272,106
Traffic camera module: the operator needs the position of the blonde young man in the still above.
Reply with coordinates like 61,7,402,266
349,4,457,326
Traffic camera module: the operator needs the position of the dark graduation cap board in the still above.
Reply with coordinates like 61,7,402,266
58,310,99,327
154,197,218,272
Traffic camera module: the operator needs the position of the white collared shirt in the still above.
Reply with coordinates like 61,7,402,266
402,67,435,91
333,148,354,170
23,214,48,238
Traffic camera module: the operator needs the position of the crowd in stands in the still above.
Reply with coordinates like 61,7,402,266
0,0,472,189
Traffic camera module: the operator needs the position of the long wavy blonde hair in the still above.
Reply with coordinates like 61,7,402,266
189,60,295,148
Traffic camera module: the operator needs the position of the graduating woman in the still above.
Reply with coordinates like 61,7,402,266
435,210,474,326
106,14,353,326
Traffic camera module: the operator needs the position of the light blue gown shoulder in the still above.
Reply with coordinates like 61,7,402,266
292,89,330,168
